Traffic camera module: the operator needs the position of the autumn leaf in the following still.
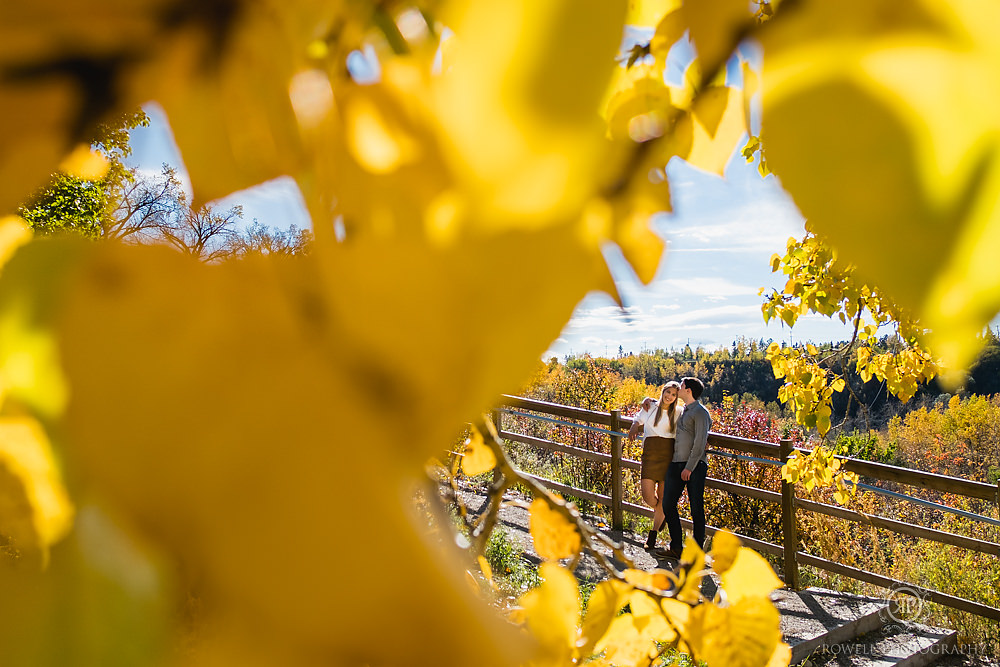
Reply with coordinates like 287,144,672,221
461,428,496,476
580,579,631,655
0,416,73,564
721,547,784,604
519,562,580,660
709,529,741,575
529,498,581,560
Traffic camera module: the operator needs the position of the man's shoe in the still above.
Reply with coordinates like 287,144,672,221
651,547,682,560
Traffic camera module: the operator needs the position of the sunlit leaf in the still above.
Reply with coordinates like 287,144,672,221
682,0,753,75
683,85,747,175
709,530,741,574
461,429,496,476
58,144,109,181
626,0,682,28
0,416,73,563
580,579,630,655
48,239,562,665
530,498,581,560
434,0,627,227
700,597,782,667
720,547,784,604
0,508,169,666
650,10,688,63
519,561,580,659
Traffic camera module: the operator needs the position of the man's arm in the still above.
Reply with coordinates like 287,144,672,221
685,406,710,472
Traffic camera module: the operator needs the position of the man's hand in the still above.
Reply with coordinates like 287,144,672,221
681,468,692,481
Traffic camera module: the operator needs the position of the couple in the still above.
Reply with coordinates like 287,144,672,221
627,376,711,559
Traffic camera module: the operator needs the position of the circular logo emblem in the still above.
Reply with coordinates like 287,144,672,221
885,585,929,624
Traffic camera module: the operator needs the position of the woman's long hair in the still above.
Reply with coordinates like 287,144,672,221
653,380,682,431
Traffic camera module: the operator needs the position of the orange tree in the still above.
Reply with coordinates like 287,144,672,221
2,0,1000,665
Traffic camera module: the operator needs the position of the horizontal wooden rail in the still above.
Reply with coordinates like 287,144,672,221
708,477,782,504
794,446,997,502
795,497,1000,557
500,430,613,464
708,433,782,459
500,428,643,471
795,552,1000,622
501,395,617,427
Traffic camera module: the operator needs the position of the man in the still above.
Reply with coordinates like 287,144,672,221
656,376,711,559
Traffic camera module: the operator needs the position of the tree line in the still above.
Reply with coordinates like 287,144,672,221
537,331,1000,434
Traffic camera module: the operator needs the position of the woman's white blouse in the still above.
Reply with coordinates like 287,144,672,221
635,403,683,438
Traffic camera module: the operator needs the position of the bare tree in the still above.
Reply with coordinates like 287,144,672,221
103,165,184,242
226,221,313,258
159,204,242,262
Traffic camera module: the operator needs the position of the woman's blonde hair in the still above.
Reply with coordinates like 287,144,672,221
654,380,682,430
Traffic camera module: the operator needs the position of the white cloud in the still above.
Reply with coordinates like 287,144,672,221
660,276,759,297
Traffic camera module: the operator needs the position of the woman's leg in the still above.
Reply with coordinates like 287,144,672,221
653,481,665,531
641,478,661,548
640,478,658,509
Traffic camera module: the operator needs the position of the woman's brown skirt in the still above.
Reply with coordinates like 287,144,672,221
640,436,675,481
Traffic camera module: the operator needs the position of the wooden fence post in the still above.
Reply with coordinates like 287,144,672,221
780,438,799,590
492,408,503,485
610,409,623,532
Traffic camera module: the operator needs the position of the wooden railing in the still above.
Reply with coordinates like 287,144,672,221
494,395,1000,622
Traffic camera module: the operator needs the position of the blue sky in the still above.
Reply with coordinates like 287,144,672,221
126,31,860,360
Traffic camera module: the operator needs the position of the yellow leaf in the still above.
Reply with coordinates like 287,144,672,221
477,555,494,586
594,614,648,665
520,562,580,658
721,548,784,604
709,530,741,574
660,597,692,635
683,86,747,175
682,0,754,75
580,579,631,655
742,61,759,131
627,0,682,28
149,3,314,206
58,144,108,181
0,416,73,564
676,537,705,604
614,210,666,285
650,10,688,62
0,514,170,665
0,216,32,274
768,642,793,667
461,430,496,476
0,238,85,419
530,498,582,560
344,95,419,174
434,0,627,227
701,597,782,667
0,63,80,214
605,75,674,142
53,239,557,666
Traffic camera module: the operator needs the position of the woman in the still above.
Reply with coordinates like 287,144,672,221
627,381,683,551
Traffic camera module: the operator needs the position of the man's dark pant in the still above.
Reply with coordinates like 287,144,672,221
662,460,708,552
